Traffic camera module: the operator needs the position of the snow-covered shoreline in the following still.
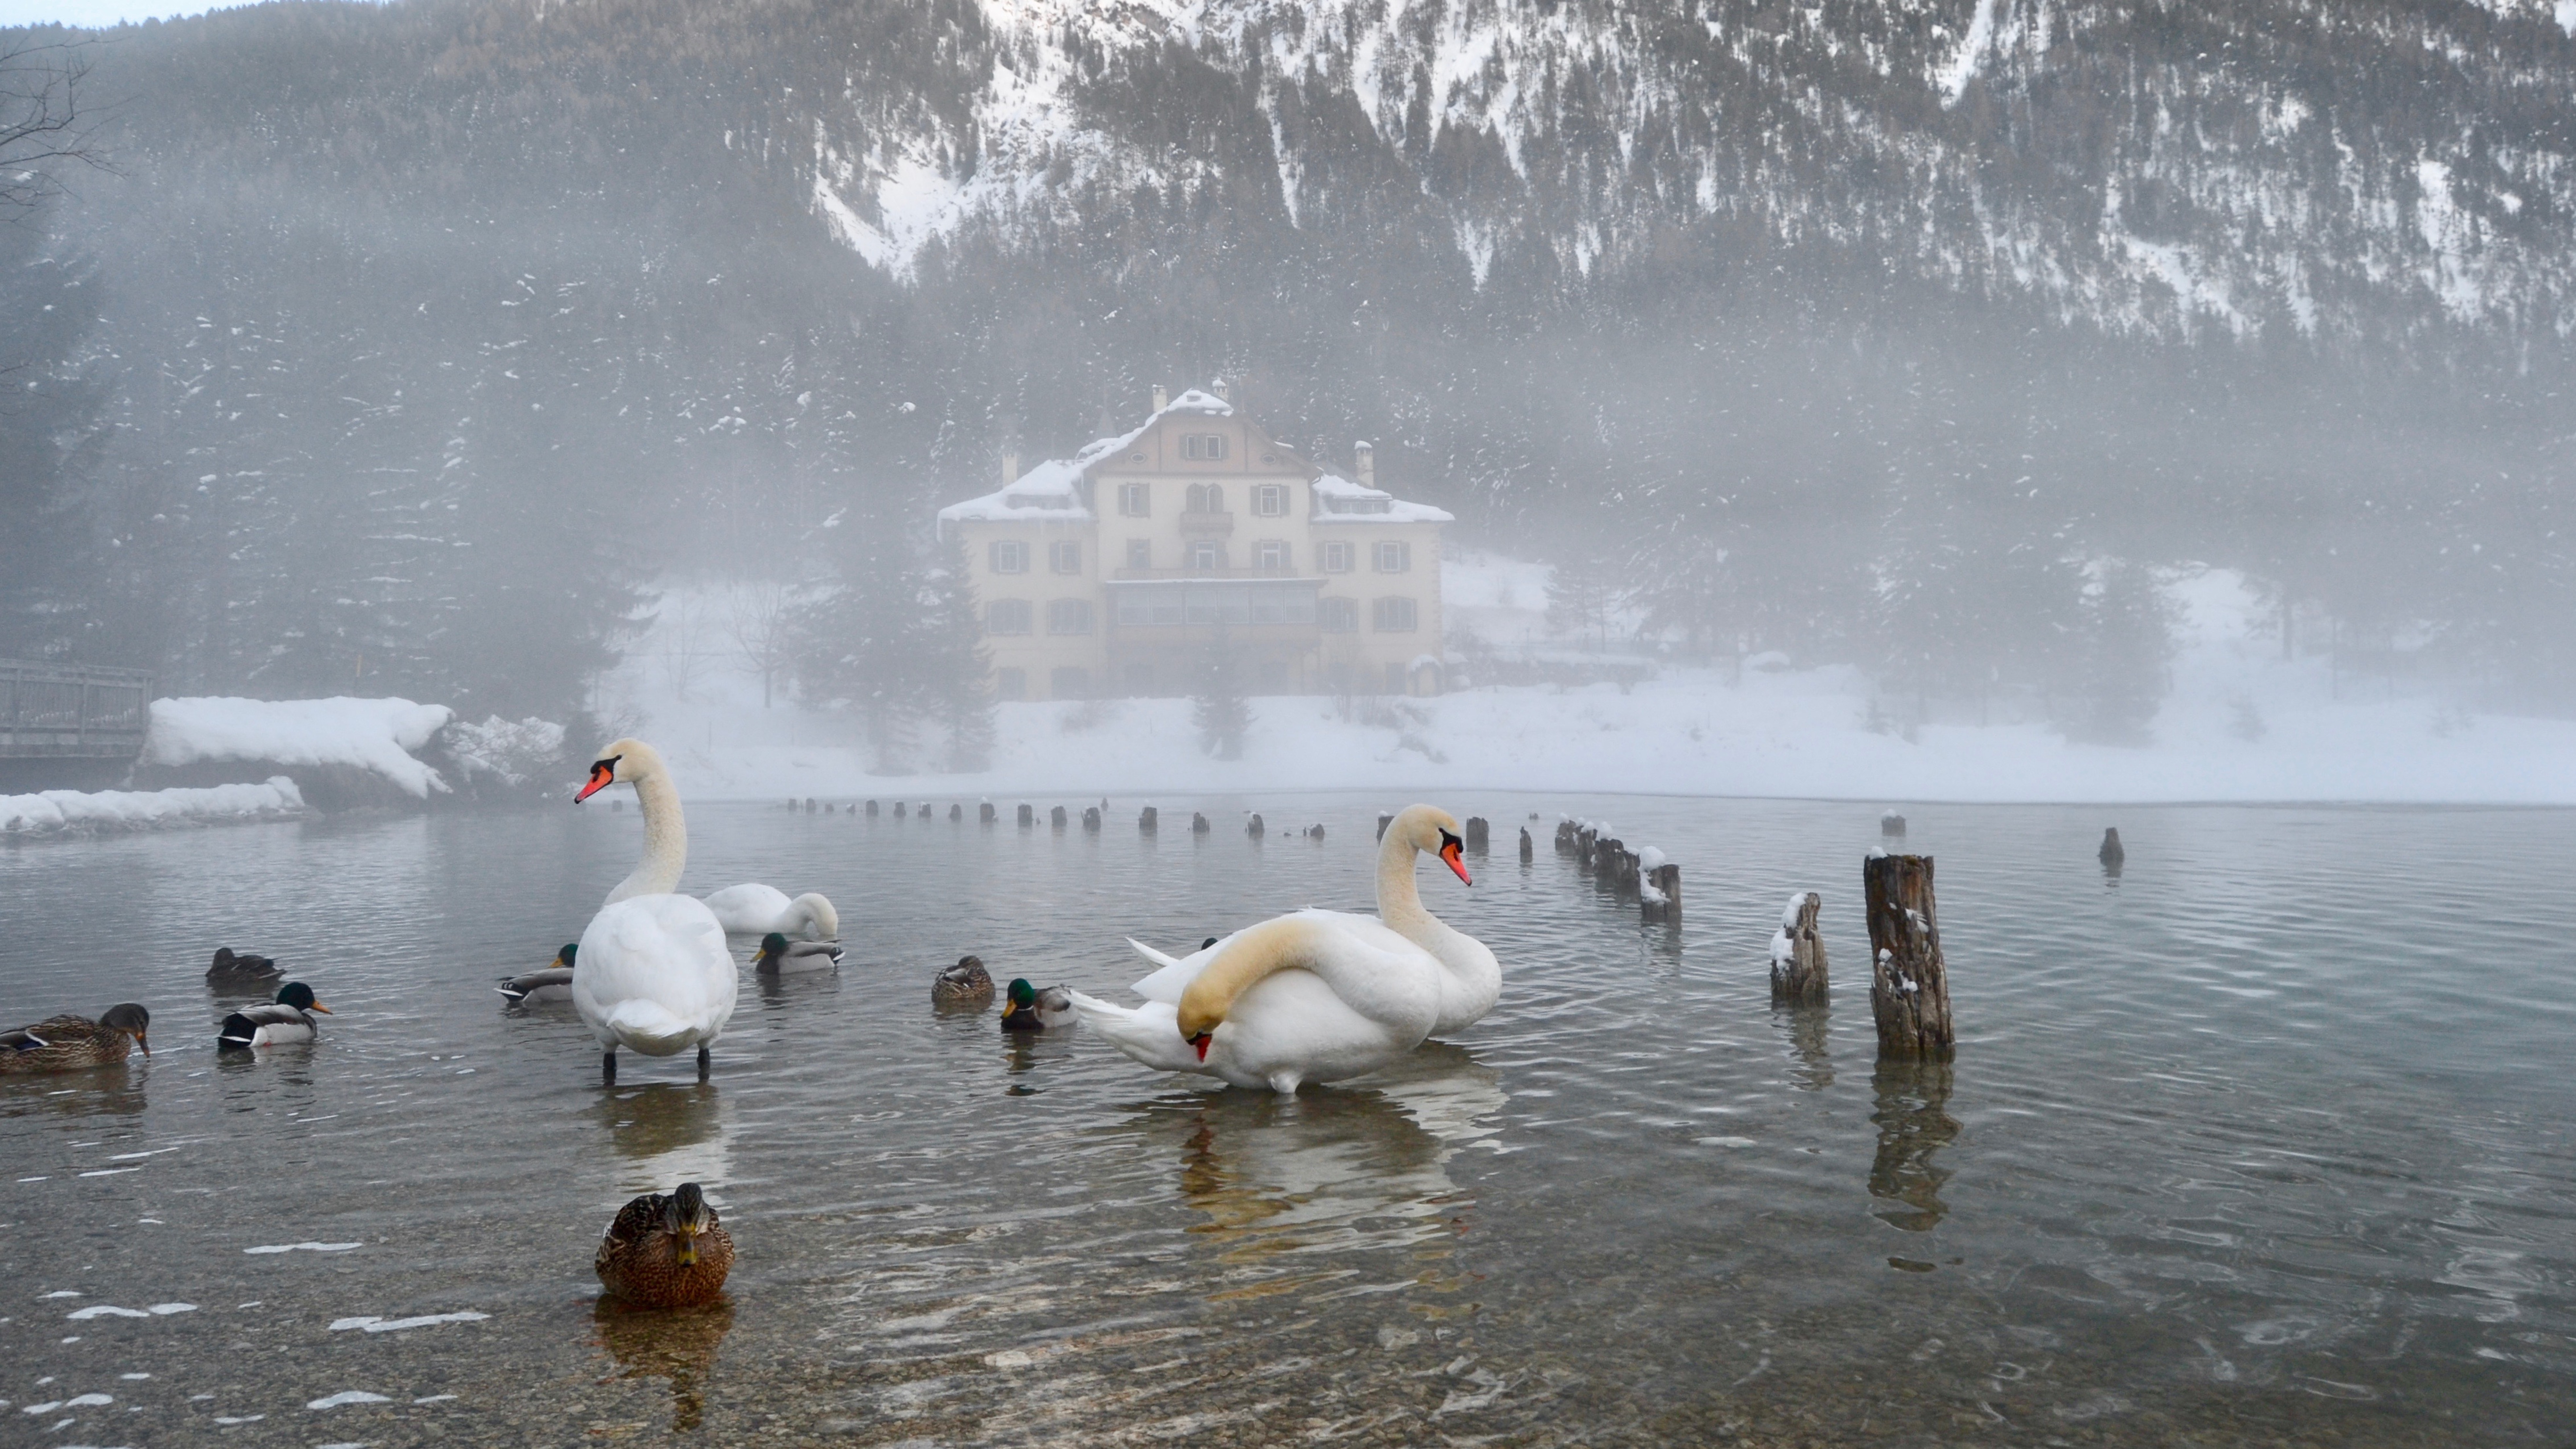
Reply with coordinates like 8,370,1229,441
0,777,307,835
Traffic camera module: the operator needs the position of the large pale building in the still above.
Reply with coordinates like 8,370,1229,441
937,385,1451,702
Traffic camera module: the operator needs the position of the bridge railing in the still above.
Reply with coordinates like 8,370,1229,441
0,660,157,761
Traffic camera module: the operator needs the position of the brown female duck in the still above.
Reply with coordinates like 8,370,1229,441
1,1005,150,1074
596,1182,732,1308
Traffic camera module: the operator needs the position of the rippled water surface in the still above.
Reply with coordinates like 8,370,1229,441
4,795,2573,1446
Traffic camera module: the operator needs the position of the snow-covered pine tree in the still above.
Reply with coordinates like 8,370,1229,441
923,532,995,771
2074,561,2177,744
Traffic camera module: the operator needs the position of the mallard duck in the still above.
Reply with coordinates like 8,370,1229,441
753,932,843,975
1,1005,150,1074
1000,978,1073,1031
218,982,331,1047
933,955,994,1008
596,1181,732,1308
206,947,283,983
498,945,578,1005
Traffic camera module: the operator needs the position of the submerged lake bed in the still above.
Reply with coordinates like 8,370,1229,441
3,795,2571,1446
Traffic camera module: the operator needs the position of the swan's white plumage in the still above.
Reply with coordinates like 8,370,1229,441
702,884,839,939
574,894,736,1056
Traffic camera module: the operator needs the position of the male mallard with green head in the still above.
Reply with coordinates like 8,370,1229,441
933,955,994,1008
498,944,578,1004
1,1005,150,1074
218,982,331,1048
596,1182,733,1308
752,932,843,975
1000,978,1073,1031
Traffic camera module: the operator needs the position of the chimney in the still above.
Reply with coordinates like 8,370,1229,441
1355,440,1375,489
1212,377,1229,402
1151,384,1169,412
1001,451,1019,484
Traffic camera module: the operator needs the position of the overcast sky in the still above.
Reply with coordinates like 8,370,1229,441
0,1,217,25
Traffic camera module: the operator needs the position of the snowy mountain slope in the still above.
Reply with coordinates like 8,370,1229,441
797,0,2576,340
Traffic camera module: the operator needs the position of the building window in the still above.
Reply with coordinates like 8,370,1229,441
1181,433,1229,461
987,599,1032,635
1255,539,1290,573
1373,541,1411,573
1252,483,1288,517
1046,599,1094,635
1050,666,1091,700
1050,540,1081,574
1185,482,1224,513
1125,538,1151,570
1187,540,1225,571
1318,541,1354,573
1119,482,1150,516
989,539,1029,574
996,667,1026,700
1319,597,1357,633
1372,596,1418,633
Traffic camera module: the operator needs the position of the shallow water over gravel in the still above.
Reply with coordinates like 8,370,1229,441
3,795,2573,1446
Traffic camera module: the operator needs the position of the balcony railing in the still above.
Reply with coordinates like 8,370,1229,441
1111,565,1302,581
1,659,156,761
1175,508,1235,537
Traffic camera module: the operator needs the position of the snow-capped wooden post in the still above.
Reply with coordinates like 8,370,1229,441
895,801,908,819
1770,891,1828,1004
1881,810,1906,838
1192,811,1210,834
980,801,996,824
1246,812,1265,838
1646,862,1680,919
1050,805,1067,830
1083,806,1101,832
1377,811,1394,841
1464,816,1489,851
1016,803,1032,827
1575,825,1597,869
1863,853,1952,1059
1139,805,1158,834
1555,819,1576,854
1520,827,1535,864
2098,828,2125,870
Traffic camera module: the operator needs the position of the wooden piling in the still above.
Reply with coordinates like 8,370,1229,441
1770,892,1827,1004
1520,826,1535,863
867,799,880,817
1051,805,1067,829
949,803,962,822
1863,853,1953,1059
1554,819,1577,854
980,801,997,824
1082,806,1101,832
1139,806,1158,833
1246,813,1265,838
1192,812,1210,834
1880,810,1906,838
1643,862,1680,921
1376,812,1394,841
1016,803,1033,827
895,801,907,819
1464,816,1489,851
805,797,817,812
2098,827,2125,870
1575,825,1597,868
1614,845,1641,896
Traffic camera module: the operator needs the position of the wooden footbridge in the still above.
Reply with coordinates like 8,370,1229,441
0,660,156,779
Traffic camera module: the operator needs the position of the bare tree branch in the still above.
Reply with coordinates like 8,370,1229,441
2,36,114,219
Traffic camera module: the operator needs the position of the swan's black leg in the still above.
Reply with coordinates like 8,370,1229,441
695,1045,712,1081
601,1050,617,1084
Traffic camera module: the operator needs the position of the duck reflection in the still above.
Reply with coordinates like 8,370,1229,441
593,1294,733,1432
1155,1046,1505,1277
0,1076,148,1120
589,1082,732,1198
1868,1059,1958,1232
1774,1006,1834,1092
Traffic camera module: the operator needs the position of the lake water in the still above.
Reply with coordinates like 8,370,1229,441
2,794,2571,1446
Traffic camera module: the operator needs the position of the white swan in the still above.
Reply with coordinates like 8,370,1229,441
574,739,737,1082
700,884,839,939
1126,804,1500,1037
1070,805,1485,1093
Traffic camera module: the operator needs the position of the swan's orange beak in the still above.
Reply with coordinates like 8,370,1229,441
575,760,614,802
1440,838,1470,886
1189,1031,1212,1062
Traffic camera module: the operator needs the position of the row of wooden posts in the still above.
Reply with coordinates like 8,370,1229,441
1551,818,1684,925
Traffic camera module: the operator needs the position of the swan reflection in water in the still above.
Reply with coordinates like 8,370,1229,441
1869,1058,1959,1232
1147,1044,1505,1288
593,1295,734,1432
588,1081,732,1201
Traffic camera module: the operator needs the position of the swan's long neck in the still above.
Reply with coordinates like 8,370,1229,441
1376,829,1450,945
609,761,687,902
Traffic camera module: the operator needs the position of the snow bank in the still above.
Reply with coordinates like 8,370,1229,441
444,715,568,789
0,777,305,834
146,696,454,798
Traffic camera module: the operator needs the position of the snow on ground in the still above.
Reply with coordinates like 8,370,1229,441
146,696,454,797
0,777,306,834
591,564,2576,805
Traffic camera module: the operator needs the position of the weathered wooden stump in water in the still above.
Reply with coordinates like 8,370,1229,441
1376,812,1394,841
1881,810,1906,838
805,797,817,813
1139,806,1157,833
1520,827,1535,864
1575,825,1597,869
866,799,880,817
1050,805,1067,829
1305,823,1325,840
1554,819,1577,854
1016,803,1033,827
1770,892,1828,1004
1863,853,1953,1059
918,802,931,819
1464,817,1489,851
949,803,962,822
1246,813,1265,839
1192,812,1210,834
1081,806,1100,832
980,801,997,824
1642,862,1680,920
895,801,908,819
2098,827,2125,872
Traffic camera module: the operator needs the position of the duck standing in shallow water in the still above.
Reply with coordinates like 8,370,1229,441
933,955,993,1008
2,1005,150,1073
752,932,843,975
498,945,578,1005
206,948,283,985
1000,979,1073,1031
596,1182,733,1308
218,983,331,1047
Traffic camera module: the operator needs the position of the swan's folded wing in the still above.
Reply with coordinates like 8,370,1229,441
701,883,789,933
1067,991,1204,1073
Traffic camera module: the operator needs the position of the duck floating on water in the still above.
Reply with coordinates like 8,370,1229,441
933,955,994,1008
596,1182,732,1308
2,1005,150,1074
1000,979,1073,1031
498,945,578,1005
206,947,283,984
753,931,843,975
219,983,331,1048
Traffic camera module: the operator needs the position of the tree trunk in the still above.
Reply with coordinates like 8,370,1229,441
1770,891,1827,1004
1863,853,1953,1059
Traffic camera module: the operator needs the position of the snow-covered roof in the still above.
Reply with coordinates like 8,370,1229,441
1311,473,1455,525
938,388,1235,526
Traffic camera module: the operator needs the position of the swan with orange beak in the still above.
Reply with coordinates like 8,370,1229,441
1071,805,1491,1092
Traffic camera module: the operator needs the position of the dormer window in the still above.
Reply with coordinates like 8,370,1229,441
1180,433,1229,461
